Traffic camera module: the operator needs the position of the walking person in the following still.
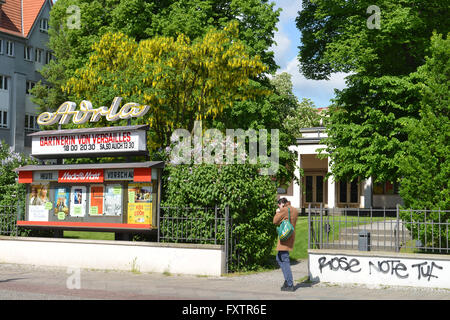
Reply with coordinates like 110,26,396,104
273,198,298,292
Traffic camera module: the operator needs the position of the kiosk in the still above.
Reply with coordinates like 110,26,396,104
14,124,163,237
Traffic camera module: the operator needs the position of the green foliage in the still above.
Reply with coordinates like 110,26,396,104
297,0,449,186
64,25,268,150
0,141,33,206
161,163,278,271
401,210,449,251
297,0,449,80
0,141,37,236
398,33,449,211
31,0,280,113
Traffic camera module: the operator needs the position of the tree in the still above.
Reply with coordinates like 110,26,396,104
398,33,449,210
0,141,37,236
64,23,268,150
283,97,322,136
0,141,35,206
161,162,278,271
31,0,280,114
296,0,449,183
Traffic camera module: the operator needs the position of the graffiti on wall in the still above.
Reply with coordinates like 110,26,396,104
318,256,444,281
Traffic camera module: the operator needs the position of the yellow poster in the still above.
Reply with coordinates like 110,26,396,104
127,183,152,224
128,203,152,224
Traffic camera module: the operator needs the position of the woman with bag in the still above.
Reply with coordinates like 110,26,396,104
273,198,298,292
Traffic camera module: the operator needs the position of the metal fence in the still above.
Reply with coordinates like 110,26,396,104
0,204,19,236
308,204,450,254
157,205,240,272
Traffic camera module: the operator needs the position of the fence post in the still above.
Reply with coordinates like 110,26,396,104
224,205,229,274
307,203,311,281
308,203,311,250
214,205,218,245
395,204,400,252
157,206,161,242
319,203,323,249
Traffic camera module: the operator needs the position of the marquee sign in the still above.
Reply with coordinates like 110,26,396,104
58,169,104,183
105,169,134,181
37,97,149,126
29,125,148,159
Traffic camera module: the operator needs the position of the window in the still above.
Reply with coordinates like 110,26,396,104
45,51,54,64
0,76,8,90
6,41,14,56
0,110,8,128
34,48,43,63
24,46,33,61
304,174,326,205
338,179,359,204
26,81,36,95
25,114,39,130
0,39,3,54
40,19,49,32
373,181,400,195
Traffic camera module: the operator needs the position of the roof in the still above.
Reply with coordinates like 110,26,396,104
299,127,326,133
0,0,50,38
28,125,149,137
14,161,165,172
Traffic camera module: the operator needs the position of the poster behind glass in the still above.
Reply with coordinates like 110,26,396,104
54,187,70,220
70,186,86,217
104,184,122,216
127,183,152,224
89,185,104,215
28,183,51,221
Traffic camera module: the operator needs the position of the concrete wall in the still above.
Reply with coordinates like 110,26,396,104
0,237,225,276
309,249,450,289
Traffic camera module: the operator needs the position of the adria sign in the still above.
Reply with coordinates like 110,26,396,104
58,169,104,183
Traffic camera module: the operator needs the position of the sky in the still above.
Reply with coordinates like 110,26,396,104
270,0,348,108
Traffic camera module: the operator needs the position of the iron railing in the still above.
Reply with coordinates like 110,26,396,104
308,204,450,254
157,205,240,272
0,204,19,236
308,206,450,254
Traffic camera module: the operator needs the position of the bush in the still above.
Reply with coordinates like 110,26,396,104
161,163,278,271
0,141,41,236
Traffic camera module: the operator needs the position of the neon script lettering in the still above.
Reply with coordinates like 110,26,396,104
37,97,150,126
61,171,101,181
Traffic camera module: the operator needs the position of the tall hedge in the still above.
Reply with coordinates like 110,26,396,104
161,163,278,271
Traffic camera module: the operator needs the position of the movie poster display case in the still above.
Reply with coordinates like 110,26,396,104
15,162,163,232
14,123,164,234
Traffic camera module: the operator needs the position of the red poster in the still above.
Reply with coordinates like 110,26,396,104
58,169,104,183
90,185,104,215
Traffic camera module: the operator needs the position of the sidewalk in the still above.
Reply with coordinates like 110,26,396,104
0,260,449,300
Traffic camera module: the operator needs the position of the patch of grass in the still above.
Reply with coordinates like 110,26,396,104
63,231,115,240
130,257,141,274
270,217,309,261
163,270,172,276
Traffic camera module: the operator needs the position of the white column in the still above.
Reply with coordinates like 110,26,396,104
327,159,335,208
362,177,372,208
296,153,302,208
286,146,301,208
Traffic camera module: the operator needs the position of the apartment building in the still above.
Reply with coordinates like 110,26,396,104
0,0,53,154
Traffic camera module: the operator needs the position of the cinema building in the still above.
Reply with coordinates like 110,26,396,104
279,127,403,210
